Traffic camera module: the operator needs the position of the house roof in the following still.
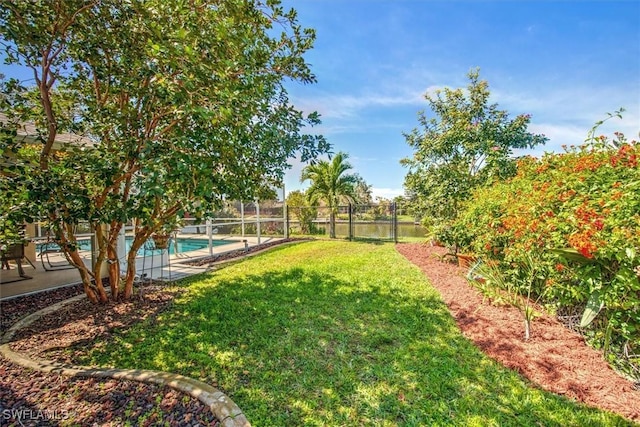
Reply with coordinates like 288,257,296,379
0,112,95,147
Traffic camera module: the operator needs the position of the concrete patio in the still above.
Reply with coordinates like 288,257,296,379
0,235,282,300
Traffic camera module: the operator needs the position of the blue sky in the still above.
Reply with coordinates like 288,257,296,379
283,0,640,199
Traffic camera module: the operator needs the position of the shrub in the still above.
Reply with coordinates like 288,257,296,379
456,133,640,374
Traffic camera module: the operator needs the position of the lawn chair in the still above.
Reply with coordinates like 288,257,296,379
38,237,76,271
1,242,33,283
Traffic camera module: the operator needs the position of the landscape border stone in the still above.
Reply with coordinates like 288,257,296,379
1,238,314,426
1,285,251,426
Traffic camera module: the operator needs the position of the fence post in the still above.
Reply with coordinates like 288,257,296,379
206,218,213,256
285,204,290,239
392,201,398,244
348,203,353,241
256,199,261,245
283,187,289,239
240,201,245,237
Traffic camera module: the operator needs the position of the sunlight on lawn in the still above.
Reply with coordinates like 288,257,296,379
79,241,634,426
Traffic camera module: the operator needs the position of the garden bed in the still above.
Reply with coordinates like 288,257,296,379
396,242,640,423
0,284,218,426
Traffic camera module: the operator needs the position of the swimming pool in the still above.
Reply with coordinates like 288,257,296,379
37,237,239,256
36,239,92,254
136,237,239,255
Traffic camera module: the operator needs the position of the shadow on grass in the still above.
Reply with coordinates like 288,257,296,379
79,265,632,426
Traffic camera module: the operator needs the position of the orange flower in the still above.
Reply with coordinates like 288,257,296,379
593,218,604,230
568,231,599,259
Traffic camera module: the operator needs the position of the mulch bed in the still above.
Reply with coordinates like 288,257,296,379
1,285,218,426
396,243,640,423
0,238,307,426
185,237,305,267
1,364,218,427
8,285,181,361
0,284,85,332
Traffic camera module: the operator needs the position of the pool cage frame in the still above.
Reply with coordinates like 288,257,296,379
24,198,288,280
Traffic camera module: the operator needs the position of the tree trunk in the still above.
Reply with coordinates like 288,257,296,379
92,259,106,299
91,225,111,300
108,222,126,299
107,243,120,299
81,275,99,303
67,249,108,303
123,234,147,299
57,224,108,303
329,211,336,238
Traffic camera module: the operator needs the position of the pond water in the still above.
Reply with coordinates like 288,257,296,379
324,221,427,239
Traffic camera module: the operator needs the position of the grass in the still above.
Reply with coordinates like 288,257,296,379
79,241,634,426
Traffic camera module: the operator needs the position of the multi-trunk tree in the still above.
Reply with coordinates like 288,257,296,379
0,0,328,302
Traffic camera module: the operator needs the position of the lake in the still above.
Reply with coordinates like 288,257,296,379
303,221,427,240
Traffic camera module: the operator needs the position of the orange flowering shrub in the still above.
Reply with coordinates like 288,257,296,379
456,134,640,352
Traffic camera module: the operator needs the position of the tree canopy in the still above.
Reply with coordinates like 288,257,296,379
0,0,328,301
401,69,547,244
353,174,373,205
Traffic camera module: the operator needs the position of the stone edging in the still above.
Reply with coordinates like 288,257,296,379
0,294,250,427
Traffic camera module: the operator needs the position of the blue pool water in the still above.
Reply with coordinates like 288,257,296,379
129,237,238,255
37,237,238,256
36,239,92,253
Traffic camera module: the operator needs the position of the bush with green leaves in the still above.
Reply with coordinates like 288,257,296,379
402,69,546,249
456,130,640,375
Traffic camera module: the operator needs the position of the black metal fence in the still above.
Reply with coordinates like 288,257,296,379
175,200,426,243
286,202,426,242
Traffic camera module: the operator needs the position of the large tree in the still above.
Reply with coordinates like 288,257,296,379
301,151,357,238
401,69,546,242
0,0,328,302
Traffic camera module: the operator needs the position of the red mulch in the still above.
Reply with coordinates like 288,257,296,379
396,243,640,423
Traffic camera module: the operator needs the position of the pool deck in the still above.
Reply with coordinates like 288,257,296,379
0,235,282,301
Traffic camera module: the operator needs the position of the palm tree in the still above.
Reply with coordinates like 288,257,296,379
301,152,357,238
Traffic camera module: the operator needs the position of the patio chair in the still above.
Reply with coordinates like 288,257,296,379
38,237,76,271
1,243,33,283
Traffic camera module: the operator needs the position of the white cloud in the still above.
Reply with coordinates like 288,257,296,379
517,117,640,158
294,90,424,121
493,84,639,125
526,123,590,153
290,66,465,122
489,80,640,155
423,85,447,97
371,187,404,200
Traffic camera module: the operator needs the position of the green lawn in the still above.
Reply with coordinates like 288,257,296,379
80,241,633,426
